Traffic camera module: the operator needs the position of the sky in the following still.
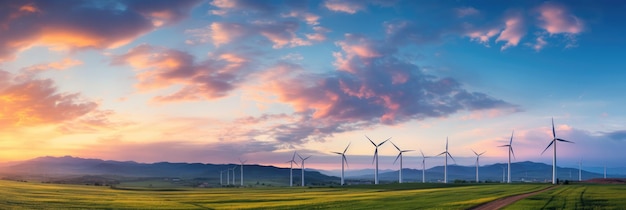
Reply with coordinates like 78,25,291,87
1,0,625,172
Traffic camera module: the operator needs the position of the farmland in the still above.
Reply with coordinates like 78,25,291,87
0,180,624,209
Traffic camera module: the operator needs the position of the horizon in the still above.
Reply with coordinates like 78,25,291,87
0,1,625,170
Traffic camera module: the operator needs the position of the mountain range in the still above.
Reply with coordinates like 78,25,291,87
0,156,618,186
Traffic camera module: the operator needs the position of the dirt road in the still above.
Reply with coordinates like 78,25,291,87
468,186,557,210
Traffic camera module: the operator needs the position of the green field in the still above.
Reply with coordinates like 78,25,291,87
505,184,626,210
0,180,624,209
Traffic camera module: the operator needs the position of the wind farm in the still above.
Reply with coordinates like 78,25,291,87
0,0,625,209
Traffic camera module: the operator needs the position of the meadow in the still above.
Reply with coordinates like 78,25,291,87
505,184,626,209
0,180,624,209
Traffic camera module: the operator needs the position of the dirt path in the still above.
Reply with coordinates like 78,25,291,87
468,186,557,210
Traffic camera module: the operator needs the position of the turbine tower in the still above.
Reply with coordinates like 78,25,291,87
219,170,224,186
391,141,413,184
499,130,515,183
226,168,230,185
239,159,247,186
298,154,311,187
471,149,485,183
231,166,237,185
578,159,582,181
420,150,430,183
437,137,455,184
366,136,390,185
332,142,350,186
286,151,298,187
541,118,574,184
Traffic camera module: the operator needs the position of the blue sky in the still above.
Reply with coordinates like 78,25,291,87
0,0,625,172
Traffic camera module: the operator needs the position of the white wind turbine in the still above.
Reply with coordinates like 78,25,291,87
286,151,298,187
230,166,237,185
391,141,413,184
239,159,247,186
332,142,350,186
298,154,311,187
366,136,390,185
226,168,230,185
578,158,582,181
219,170,224,186
437,137,455,184
471,149,486,183
420,150,430,183
541,118,574,184
499,130,515,183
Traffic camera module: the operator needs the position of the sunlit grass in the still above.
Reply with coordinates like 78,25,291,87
505,183,626,210
0,180,570,209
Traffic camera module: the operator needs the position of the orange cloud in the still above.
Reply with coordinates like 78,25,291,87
0,70,97,128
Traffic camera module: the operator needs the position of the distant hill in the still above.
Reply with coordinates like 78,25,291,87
0,156,339,187
349,161,611,183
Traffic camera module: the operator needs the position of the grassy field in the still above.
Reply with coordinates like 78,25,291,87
505,183,626,210
0,180,622,209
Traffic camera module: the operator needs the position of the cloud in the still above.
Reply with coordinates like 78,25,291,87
252,35,518,143
466,28,501,46
323,0,397,14
496,14,525,50
537,3,583,35
604,130,626,141
22,58,83,72
324,0,366,14
0,0,200,61
0,70,98,128
111,44,253,102
533,34,548,51
456,7,480,17
210,0,275,16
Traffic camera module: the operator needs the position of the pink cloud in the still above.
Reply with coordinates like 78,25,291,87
22,58,82,72
324,0,366,14
533,35,548,51
496,15,525,50
209,22,249,46
467,28,501,45
0,70,98,128
538,3,583,34
0,0,200,61
111,44,253,102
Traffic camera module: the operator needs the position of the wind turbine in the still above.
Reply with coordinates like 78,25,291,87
499,130,515,183
420,150,430,183
286,151,298,187
298,154,311,187
604,163,607,179
578,159,582,181
391,141,413,183
437,137,455,184
500,165,506,183
226,168,230,185
541,118,574,184
366,136,390,185
471,149,486,183
231,166,237,185
332,142,350,186
219,170,224,186
239,159,247,186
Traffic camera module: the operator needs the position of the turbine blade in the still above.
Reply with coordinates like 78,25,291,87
510,130,514,145
292,151,297,161
437,151,446,156
498,145,510,147
552,118,556,138
402,150,414,152
448,153,456,164
332,152,342,155
390,141,401,151
372,149,377,164
304,155,311,160
366,135,376,146
420,150,425,158
446,137,449,150
298,153,303,160
510,147,516,160
343,155,349,169
379,137,391,146
557,138,574,143
541,140,554,155
479,151,486,156
344,142,351,153
393,153,401,165
472,149,478,156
